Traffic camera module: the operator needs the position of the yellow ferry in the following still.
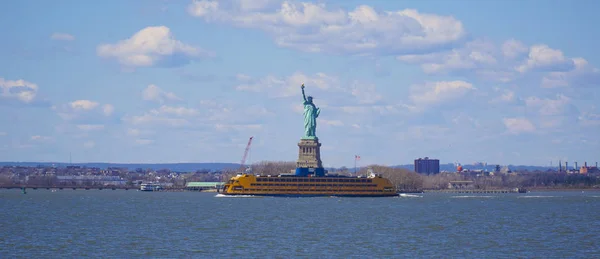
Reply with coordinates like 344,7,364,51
219,171,397,197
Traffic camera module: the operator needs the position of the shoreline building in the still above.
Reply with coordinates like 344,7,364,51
414,157,440,175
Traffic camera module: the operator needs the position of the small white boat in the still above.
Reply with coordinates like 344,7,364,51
140,183,162,192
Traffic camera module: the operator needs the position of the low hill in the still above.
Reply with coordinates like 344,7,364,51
0,162,240,172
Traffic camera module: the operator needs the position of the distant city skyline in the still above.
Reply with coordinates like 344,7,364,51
1,0,599,167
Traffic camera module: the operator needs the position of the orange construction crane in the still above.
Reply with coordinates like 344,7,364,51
239,136,253,171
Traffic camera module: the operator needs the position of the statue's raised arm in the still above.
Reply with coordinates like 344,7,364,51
301,83,307,102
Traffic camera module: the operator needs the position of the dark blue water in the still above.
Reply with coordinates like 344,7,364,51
1,190,599,258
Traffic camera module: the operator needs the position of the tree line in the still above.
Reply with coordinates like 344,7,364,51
229,161,600,190
2,162,598,190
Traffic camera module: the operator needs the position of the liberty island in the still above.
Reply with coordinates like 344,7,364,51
218,84,397,197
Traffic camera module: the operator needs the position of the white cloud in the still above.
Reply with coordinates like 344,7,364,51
76,124,105,131
0,132,6,136
103,104,114,116
206,103,275,125
450,113,480,128
350,81,382,104
525,94,574,116
125,90,274,132
97,26,214,67
236,0,279,11
291,103,304,114
124,98,204,128
489,87,517,104
501,39,528,59
503,118,536,134
409,80,475,109
127,128,141,136
398,39,497,74
578,110,600,127
396,39,525,83
150,105,199,116
142,84,181,103
236,71,339,97
135,139,154,145
83,141,95,149
0,77,39,103
321,119,344,126
125,113,191,128
30,135,53,142
235,73,252,81
70,100,99,110
188,1,465,55
50,33,75,41
516,44,574,73
396,39,589,85
334,104,404,116
542,57,600,88
54,99,115,122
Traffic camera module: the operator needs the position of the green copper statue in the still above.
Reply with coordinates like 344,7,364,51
301,83,320,139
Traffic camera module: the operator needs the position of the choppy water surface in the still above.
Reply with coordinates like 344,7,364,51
1,190,599,258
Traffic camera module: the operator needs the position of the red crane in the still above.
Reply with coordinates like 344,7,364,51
240,136,253,170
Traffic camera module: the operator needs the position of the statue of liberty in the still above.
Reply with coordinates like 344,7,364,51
301,84,320,139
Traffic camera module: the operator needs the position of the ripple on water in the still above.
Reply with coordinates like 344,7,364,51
0,190,599,258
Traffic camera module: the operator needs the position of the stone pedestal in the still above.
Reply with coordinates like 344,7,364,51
295,138,325,176
297,138,323,168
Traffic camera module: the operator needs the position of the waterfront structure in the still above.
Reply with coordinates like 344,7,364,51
185,182,224,191
56,175,127,186
414,157,440,175
220,84,397,197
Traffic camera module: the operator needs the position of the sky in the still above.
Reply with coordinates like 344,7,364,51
1,0,599,167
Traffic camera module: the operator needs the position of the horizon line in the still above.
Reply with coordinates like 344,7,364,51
0,161,575,168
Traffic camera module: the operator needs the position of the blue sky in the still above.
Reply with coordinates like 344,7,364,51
1,0,599,167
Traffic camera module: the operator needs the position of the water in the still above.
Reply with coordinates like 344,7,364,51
1,190,599,258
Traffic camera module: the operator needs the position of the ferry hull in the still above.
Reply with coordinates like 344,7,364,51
221,174,398,197
218,192,399,198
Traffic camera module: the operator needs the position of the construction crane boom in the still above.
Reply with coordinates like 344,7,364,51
240,136,253,170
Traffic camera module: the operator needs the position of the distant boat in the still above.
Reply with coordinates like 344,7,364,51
140,183,162,192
